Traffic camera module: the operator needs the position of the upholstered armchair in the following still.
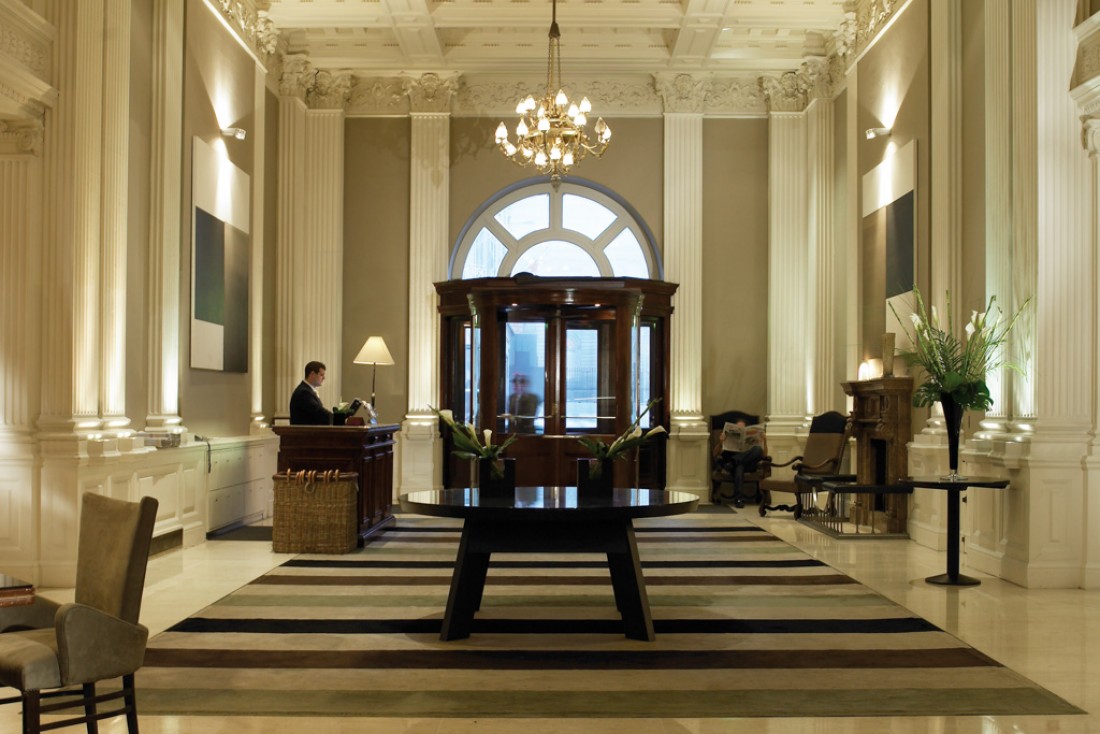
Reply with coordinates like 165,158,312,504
0,493,158,734
758,411,851,519
710,410,771,505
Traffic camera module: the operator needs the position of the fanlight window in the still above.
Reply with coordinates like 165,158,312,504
452,181,659,280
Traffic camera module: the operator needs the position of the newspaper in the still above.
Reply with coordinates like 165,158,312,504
721,422,765,453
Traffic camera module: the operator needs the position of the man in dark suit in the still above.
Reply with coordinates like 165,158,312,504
290,361,333,425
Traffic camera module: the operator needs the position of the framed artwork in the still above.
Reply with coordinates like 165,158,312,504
191,137,251,372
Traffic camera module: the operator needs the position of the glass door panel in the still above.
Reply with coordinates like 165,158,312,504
564,321,616,434
497,319,548,435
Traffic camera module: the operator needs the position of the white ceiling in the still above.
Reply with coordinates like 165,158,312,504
260,0,851,77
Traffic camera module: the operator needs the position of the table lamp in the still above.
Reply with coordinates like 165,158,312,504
354,336,395,420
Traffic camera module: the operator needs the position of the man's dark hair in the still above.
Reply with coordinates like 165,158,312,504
304,361,326,379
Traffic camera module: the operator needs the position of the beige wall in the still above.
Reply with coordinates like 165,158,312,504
857,0,931,355
701,118,770,419
178,0,258,435
960,0,988,314
342,118,412,423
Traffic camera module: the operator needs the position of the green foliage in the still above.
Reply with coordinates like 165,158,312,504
890,289,1029,411
429,406,517,464
576,398,667,461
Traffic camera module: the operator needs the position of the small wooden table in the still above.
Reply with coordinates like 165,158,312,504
900,476,1010,586
400,487,699,642
0,574,34,607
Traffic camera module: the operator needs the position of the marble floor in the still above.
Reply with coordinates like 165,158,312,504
2,512,1098,734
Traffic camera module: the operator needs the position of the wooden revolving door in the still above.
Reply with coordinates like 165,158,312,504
436,276,676,489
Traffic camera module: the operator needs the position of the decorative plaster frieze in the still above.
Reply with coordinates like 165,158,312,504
208,0,279,60
0,23,49,78
307,70,352,110
0,119,42,154
347,76,407,115
404,73,459,113
655,73,708,113
704,77,767,115
761,71,808,113
278,54,314,99
453,76,662,117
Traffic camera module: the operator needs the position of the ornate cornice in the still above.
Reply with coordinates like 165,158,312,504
307,70,352,110
761,71,808,113
347,76,407,115
0,22,49,79
207,0,279,61
0,0,54,121
404,73,459,113
655,73,708,114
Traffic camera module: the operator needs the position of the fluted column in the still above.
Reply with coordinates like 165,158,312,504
98,0,130,435
275,56,313,415
145,0,185,433
300,72,351,406
654,74,708,498
400,73,456,494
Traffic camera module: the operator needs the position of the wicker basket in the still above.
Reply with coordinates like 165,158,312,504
272,470,359,554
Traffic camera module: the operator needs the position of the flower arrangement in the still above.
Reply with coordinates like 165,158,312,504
576,398,667,467
431,406,517,478
890,289,1030,410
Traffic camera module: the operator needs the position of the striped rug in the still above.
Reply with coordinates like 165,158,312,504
138,511,1081,718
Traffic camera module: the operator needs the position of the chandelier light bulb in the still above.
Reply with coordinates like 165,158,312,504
535,150,548,166
537,117,550,132
568,103,579,117
563,151,574,166
575,113,587,127
549,145,562,160
579,97,592,113
525,96,537,111
555,89,568,106
515,101,527,114
516,120,529,136
495,122,508,143
505,142,517,156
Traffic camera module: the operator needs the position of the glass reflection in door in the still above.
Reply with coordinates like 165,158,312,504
498,320,547,435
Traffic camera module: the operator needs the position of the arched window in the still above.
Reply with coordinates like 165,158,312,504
450,179,661,280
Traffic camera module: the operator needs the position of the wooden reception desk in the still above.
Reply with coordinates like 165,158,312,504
272,424,398,543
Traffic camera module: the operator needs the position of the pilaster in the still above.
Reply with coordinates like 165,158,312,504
660,104,707,499
399,74,453,494
805,88,839,414
145,0,185,434
249,62,267,432
763,94,811,458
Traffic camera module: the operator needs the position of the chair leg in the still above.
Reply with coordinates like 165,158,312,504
83,682,98,734
22,691,40,734
122,673,139,734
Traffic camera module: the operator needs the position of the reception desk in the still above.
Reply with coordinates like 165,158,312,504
272,425,398,543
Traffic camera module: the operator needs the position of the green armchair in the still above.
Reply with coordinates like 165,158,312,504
0,493,158,734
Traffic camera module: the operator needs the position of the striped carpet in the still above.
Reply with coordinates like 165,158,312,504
138,511,1082,718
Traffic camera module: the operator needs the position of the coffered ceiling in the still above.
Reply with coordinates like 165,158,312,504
259,0,853,76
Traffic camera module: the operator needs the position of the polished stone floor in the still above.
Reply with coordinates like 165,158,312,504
2,511,1097,733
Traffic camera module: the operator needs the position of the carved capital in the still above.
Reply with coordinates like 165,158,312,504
0,120,44,155
279,55,315,100
801,56,832,100
1083,119,1100,157
655,73,708,113
308,71,353,110
761,71,808,113
209,0,281,60
404,73,459,113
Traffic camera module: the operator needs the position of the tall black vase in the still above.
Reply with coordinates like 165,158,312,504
940,393,964,480
577,458,614,493
477,457,516,495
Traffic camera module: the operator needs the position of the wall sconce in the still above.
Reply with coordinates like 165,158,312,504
354,336,395,419
865,127,892,140
220,127,247,140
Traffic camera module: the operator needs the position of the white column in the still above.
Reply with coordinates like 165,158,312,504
399,107,451,493
98,0,130,437
806,94,837,414
250,63,267,432
765,112,810,450
662,112,708,497
145,0,185,434
301,106,346,405
274,56,312,417
843,66,862,400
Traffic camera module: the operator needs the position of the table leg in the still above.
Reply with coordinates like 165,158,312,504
605,521,654,641
440,521,491,640
926,487,980,587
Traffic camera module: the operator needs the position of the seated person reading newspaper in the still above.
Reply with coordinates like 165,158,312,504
714,421,767,508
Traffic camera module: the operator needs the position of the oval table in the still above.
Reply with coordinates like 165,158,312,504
400,487,699,641
900,475,1010,586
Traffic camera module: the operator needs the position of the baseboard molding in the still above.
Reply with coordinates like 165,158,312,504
149,528,183,557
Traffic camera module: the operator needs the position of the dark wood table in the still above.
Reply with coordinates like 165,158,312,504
900,475,1010,586
400,486,699,641
0,574,34,607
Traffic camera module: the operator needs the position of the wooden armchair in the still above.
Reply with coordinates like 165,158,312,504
710,410,771,505
758,411,850,519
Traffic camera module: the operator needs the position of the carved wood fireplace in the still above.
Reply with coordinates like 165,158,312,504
841,376,914,535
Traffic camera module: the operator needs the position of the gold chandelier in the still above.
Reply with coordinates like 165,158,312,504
494,0,611,183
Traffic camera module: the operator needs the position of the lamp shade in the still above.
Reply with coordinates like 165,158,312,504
354,336,394,366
